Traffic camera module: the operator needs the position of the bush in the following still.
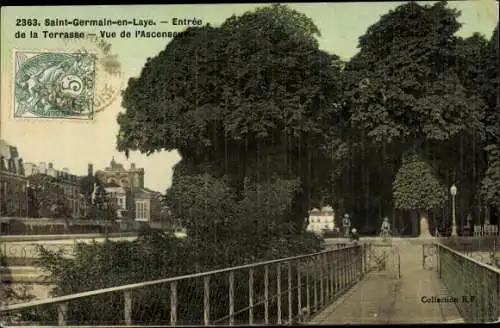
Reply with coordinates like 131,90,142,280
10,174,323,325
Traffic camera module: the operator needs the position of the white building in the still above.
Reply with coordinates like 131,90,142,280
103,182,127,219
306,206,335,234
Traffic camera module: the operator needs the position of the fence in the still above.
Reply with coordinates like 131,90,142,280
437,242,500,323
0,244,367,326
473,224,499,237
438,237,499,268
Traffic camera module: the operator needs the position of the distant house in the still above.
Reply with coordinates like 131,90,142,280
104,181,127,219
129,188,165,223
306,206,335,234
99,158,164,223
0,139,28,217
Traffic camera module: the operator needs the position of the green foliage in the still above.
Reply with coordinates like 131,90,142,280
165,173,321,269
117,4,343,227
480,145,500,207
79,173,117,221
393,154,447,211
344,1,484,144
329,2,495,228
27,174,72,218
14,223,321,325
481,23,499,117
478,23,500,207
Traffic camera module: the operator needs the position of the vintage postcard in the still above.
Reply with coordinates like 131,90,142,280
1,2,499,326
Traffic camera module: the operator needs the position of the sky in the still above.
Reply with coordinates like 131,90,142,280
1,1,498,192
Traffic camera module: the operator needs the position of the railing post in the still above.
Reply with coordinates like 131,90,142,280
264,265,269,324
58,302,68,326
288,261,293,324
320,255,324,308
351,248,355,282
306,260,311,315
354,247,358,279
313,256,318,311
341,250,346,289
352,248,356,281
297,262,302,321
496,272,500,323
124,290,132,325
229,271,235,326
249,268,254,325
328,253,333,297
351,247,355,280
437,244,441,277
334,252,339,292
362,244,366,274
171,282,177,326
324,253,329,302
277,263,282,324
204,276,210,325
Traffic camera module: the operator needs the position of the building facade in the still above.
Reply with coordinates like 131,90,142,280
100,158,161,222
0,140,28,217
104,182,128,219
103,157,145,189
306,206,336,234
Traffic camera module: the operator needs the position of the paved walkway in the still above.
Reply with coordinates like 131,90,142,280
310,239,464,324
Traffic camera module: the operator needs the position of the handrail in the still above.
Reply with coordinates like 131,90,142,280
435,240,500,323
435,242,500,274
0,232,138,242
0,244,358,312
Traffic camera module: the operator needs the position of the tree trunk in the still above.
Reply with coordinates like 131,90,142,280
418,210,431,238
411,211,418,236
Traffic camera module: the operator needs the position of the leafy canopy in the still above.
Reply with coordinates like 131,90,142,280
343,1,484,144
393,154,447,211
27,174,72,218
117,4,344,230
165,173,320,267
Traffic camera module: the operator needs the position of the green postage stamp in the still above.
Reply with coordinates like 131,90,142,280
13,51,97,120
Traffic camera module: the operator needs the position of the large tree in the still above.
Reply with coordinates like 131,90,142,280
479,23,500,218
117,4,343,233
27,174,72,219
393,153,447,235
338,1,487,232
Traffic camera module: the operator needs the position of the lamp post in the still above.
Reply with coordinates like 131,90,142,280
450,184,458,237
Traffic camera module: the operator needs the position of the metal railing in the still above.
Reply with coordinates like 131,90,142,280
437,242,500,323
0,244,367,326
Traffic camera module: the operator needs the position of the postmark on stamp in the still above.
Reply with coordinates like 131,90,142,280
13,36,123,120
14,51,97,119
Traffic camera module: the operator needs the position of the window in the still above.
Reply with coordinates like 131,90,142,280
136,200,149,221
118,196,126,210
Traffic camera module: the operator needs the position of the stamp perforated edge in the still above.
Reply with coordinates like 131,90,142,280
10,48,99,122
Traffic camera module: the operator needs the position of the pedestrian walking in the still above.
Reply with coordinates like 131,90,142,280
342,213,351,237
380,217,391,238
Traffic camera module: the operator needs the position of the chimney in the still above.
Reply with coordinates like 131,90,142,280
48,162,53,169
62,168,69,173
19,158,25,175
88,163,93,177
